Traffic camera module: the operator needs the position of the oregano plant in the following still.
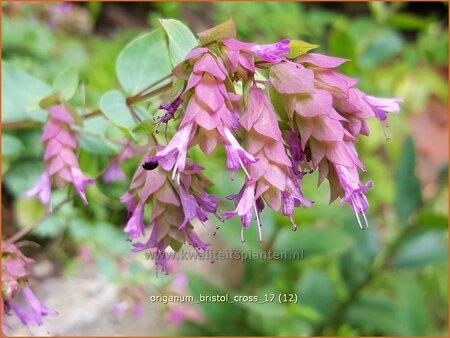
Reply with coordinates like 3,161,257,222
3,18,403,331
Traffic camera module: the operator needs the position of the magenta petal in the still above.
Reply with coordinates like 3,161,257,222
297,53,349,68
40,120,62,142
249,39,290,63
70,167,94,204
140,170,167,202
187,230,209,250
222,38,256,50
102,163,126,183
264,164,286,191
5,259,28,278
295,90,333,118
238,53,255,72
124,202,145,239
195,76,224,112
184,72,202,93
55,128,77,148
23,173,52,205
48,105,75,124
270,63,315,94
312,115,344,142
246,86,282,140
59,147,79,167
47,156,65,175
263,141,291,167
226,49,240,72
44,140,62,160
193,54,226,80
183,47,208,61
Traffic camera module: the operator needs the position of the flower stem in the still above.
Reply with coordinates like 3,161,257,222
312,223,421,335
127,82,172,105
7,196,73,243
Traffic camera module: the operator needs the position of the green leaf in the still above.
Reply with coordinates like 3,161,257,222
78,116,121,155
130,119,155,144
417,211,448,229
392,228,447,268
2,134,24,157
393,276,431,335
2,63,51,123
53,66,79,101
4,161,44,196
159,18,198,66
346,294,397,334
197,18,237,46
99,90,136,131
387,13,430,31
186,273,244,333
116,30,172,95
360,29,403,68
274,227,353,257
395,137,421,221
297,269,334,320
288,40,319,59
328,25,357,74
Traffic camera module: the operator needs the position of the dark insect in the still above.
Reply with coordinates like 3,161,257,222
142,160,159,170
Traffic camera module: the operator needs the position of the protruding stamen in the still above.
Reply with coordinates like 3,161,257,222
253,203,263,243
238,156,251,179
240,227,245,243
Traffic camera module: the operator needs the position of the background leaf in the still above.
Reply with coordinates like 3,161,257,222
395,137,421,221
160,18,198,66
392,228,447,268
115,30,172,95
2,63,51,122
99,90,137,131
53,65,79,101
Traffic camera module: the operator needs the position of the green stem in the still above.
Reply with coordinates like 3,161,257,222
7,196,73,243
312,223,421,335
127,82,172,105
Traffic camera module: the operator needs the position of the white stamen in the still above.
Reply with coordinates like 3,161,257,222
238,156,251,179
252,202,263,243
240,227,245,243
352,199,364,230
381,123,390,141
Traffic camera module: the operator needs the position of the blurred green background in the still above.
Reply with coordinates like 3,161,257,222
2,2,448,336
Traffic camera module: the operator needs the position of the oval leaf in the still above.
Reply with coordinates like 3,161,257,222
116,30,172,95
159,18,198,66
100,90,136,131
395,137,421,221
53,65,79,101
2,64,51,123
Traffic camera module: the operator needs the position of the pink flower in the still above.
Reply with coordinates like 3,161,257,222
8,287,58,327
363,95,403,122
103,163,126,183
2,242,57,330
24,105,94,206
22,172,51,206
223,127,257,178
123,154,217,270
146,121,195,182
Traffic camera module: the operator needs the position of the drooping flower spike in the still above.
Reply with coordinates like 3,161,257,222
121,23,401,263
2,242,58,330
24,105,94,207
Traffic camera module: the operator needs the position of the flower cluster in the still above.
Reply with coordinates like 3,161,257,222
121,148,220,270
24,104,94,207
121,31,401,265
2,242,57,330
